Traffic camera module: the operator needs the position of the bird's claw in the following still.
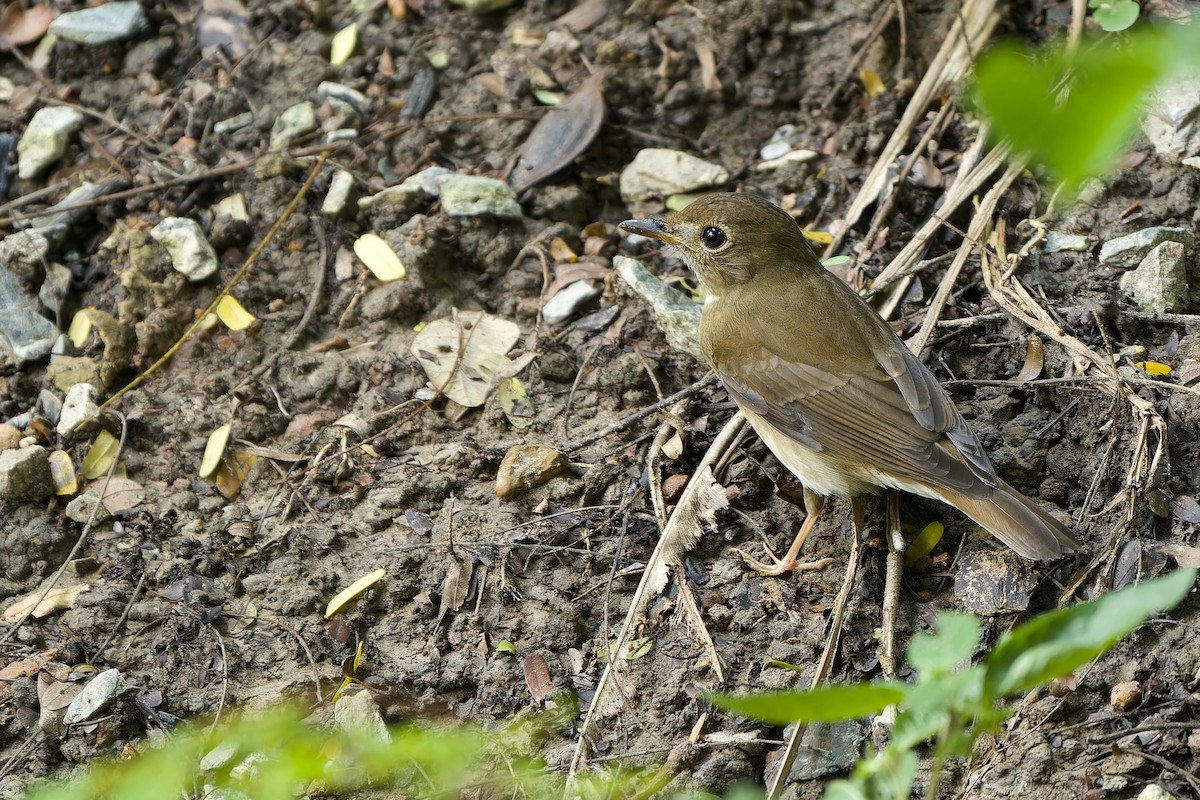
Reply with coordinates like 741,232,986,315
736,548,834,576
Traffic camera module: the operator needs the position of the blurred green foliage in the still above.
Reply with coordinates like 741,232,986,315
971,23,1200,191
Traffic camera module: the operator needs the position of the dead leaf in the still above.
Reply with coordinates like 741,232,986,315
0,3,55,46
860,68,885,98
3,584,89,623
695,41,720,93
522,652,554,703
1014,336,1044,383
325,568,386,618
1170,495,1200,523
437,560,471,622
1155,542,1200,568
96,477,145,513
411,310,533,407
510,68,606,193
215,448,257,499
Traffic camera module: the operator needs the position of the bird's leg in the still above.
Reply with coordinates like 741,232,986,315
741,486,834,576
873,491,904,741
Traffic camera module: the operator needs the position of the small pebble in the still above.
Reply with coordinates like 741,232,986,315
495,445,569,500
48,1,147,45
269,102,317,150
17,107,84,179
436,174,522,219
0,445,54,503
619,148,730,203
662,474,689,504
1110,680,1142,712
151,217,219,282
542,281,601,325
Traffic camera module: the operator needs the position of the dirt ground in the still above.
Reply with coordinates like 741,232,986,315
1,0,1198,798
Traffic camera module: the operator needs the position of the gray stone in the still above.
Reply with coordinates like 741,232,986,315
1099,227,1194,266
317,82,370,118
436,174,522,219
151,217,219,282
619,148,730,203
268,102,317,150
0,264,57,364
1044,231,1091,253
0,230,50,285
66,491,112,524
1136,786,1174,800
64,669,129,724
48,2,147,45
786,720,863,780
613,255,702,360
213,112,254,134
407,166,452,198
58,383,99,437
334,689,391,743
755,149,819,172
38,263,72,320
1119,241,1190,313
17,107,84,179
28,181,120,248
1142,71,1200,156
0,446,54,503
543,281,601,325
358,182,425,212
321,170,355,217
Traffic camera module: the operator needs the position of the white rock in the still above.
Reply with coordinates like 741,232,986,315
268,102,317,150
65,491,112,524
1043,231,1090,253
322,170,355,217
1098,227,1193,266
48,2,147,45
1119,241,1190,313
64,669,127,724
17,107,84,179
436,174,522,219
619,148,729,203
755,149,820,172
543,281,601,325
0,445,53,503
151,217,219,282
58,383,99,437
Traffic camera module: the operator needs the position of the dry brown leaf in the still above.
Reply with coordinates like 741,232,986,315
3,584,89,623
437,560,471,622
1014,336,1044,383
510,68,606,193
411,311,533,407
695,41,720,93
387,0,407,20
0,3,55,46
522,652,554,703
92,477,145,513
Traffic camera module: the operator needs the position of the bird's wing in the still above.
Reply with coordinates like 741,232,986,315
717,328,997,498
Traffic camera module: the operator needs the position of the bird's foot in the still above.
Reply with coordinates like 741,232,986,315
737,549,834,576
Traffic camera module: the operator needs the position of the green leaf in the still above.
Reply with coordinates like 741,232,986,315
708,683,907,725
1090,0,1139,32
970,26,1200,190
906,612,980,677
984,568,1196,700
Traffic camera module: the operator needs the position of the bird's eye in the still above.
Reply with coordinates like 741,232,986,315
701,226,728,250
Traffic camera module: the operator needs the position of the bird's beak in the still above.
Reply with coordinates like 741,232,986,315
619,217,680,245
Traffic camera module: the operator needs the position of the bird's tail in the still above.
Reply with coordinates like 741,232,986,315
938,480,1078,561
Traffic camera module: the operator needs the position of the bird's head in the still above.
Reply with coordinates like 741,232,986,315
619,193,817,296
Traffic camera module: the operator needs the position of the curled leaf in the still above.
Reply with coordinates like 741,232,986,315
1014,336,1044,383
199,424,232,479
325,568,386,618
510,69,606,193
215,295,256,331
354,233,406,282
80,430,119,480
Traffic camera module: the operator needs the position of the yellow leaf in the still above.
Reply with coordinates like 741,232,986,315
1137,361,1172,376
199,424,232,479
49,450,77,495
803,229,834,245
325,568,386,618
330,23,358,66
3,584,90,622
215,295,257,331
905,521,945,565
67,309,94,349
215,448,257,499
80,430,119,480
353,233,406,281
498,377,535,430
860,69,886,98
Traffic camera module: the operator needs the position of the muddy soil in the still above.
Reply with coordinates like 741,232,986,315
1,0,1198,798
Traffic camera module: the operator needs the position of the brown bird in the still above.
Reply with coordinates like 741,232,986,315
620,193,1077,575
